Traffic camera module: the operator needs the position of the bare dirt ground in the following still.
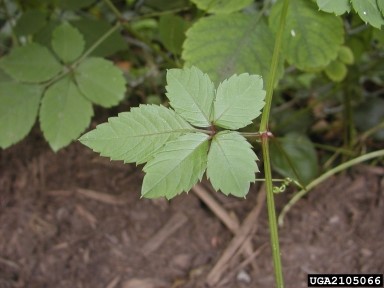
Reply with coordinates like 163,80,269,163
1,127,383,288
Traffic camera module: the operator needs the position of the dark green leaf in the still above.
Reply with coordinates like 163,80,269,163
14,9,47,36
269,0,344,70
158,15,189,55
71,18,126,57
270,133,318,186
183,14,281,85
354,98,384,140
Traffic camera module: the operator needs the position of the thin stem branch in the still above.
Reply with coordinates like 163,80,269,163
278,149,384,226
258,0,289,287
43,22,121,89
73,22,121,67
103,0,124,19
102,0,179,68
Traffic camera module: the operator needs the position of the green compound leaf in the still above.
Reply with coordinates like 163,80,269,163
75,57,126,108
0,43,62,83
158,14,189,55
316,0,351,15
79,105,195,164
207,131,258,197
0,83,42,148
166,66,215,127
142,133,209,199
270,133,318,186
40,77,93,152
269,0,344,71
14,10,47,36
213,73,265,129
182,14,280,85
351,0,384,29
190,0,253,14
52,22,85,63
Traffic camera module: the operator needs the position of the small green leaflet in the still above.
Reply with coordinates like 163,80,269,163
52,22,85,63
207,131,258,197
213,73,265,129
0,43,62,83
0,83,42,148
142,133,209,199
270,133,318,186
75,58,126,108
40,77,93,151
79,105,194,164
80,66,265,199
166,66,215,127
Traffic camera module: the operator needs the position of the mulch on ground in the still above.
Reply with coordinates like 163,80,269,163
1,131,383,288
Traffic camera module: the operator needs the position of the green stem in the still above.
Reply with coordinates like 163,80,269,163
72,22,121,67
259,0,288,131
258,0,289,287
262,136,284,287
278,149,384,226
103,0,124,19
240,131,262,138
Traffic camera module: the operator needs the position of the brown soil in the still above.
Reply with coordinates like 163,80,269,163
1,129,383,288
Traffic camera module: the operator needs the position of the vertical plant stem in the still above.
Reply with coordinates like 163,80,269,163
259,0,289,287
261,136,284,287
